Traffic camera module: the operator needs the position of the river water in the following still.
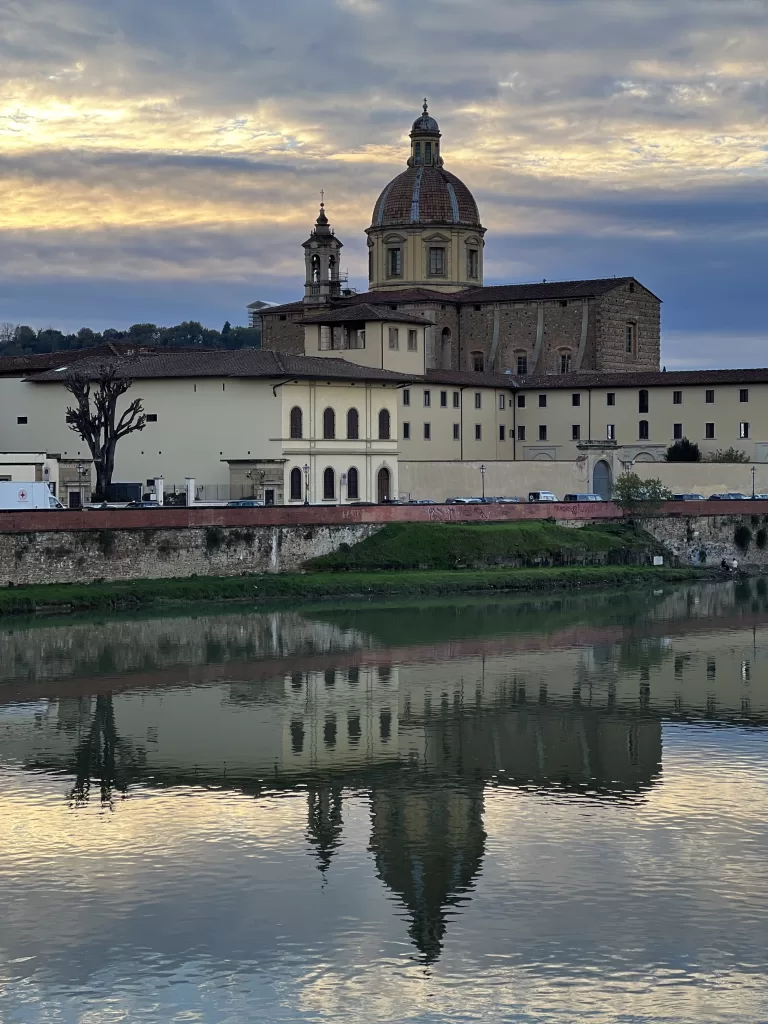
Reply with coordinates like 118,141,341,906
1,581,768,1023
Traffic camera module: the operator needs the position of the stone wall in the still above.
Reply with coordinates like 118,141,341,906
260,311,305,354
645,513,768,567
595,282,660,372
0,523,383,586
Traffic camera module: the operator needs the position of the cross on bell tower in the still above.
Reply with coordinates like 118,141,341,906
302,198,344,306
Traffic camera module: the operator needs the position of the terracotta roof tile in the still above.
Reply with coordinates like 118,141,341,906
302,303,433,325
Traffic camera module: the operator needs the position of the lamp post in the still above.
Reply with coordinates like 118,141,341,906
303,463,310,505
752,465,756,499
479,463,486,501
75,461,88,508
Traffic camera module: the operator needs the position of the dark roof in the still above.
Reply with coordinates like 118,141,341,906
302,303,433,326
27,349,414,385
521,367,768,390
424,368,518,389
0,346,115,377
461,278,652,303
370,165,481,229
256,278,656,317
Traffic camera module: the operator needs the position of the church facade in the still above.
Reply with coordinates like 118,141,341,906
252,103,661,377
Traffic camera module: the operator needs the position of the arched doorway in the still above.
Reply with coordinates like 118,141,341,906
593,459,613,499
377,467,391,503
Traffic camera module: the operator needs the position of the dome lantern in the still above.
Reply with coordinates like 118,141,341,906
408,99,443,168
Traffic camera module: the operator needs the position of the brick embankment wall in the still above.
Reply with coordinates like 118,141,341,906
0,523,383,586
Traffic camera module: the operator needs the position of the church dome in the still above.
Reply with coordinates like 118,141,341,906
371,165,481,228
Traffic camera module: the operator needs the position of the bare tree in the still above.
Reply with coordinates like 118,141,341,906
65,364,147,498
0,321,17,347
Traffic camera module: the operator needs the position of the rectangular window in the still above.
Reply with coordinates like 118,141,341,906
387,248,402,277
428,247,445,276
639,390,649,413
499,425,505,441
517,355,528,375
740,421,750,439
538,394,547,408
705,422,715,439
146,414,158,423
402,389,410,407
572,394,580,407
453,423,460,440
403,422,410,439
607,424,616,440
740,389,749,403
517,394,526,408
673,423,683,440
706,389,715,404
440,390,447,407
408,330,418,351
16,415,28,424
499,394,505,410
319,326,331,350
539,425,547,442
425,141,432,163
423,422,431,440
388,327,399,350
472,352,484,372
467,249,479,279
474,392,481,409
673,390,682,405
423,390,431,407
607,393,615,406
475,424,482,440
625,323,636,354
353,329,365,349
517,425,526,441
572,424,580,440
560,353,572,374
453,391,460,408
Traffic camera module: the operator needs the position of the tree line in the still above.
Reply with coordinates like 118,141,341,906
0,319,261,356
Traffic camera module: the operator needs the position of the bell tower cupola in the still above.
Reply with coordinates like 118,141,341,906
408,99,443,168
302,197,344,306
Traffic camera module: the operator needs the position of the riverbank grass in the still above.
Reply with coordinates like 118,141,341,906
0,565,704,617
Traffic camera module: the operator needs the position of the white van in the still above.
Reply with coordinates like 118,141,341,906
0,482,65,510
528,490,558,503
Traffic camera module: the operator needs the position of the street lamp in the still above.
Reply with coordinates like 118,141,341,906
752,465,756,499
303,463,310,505
479,463,486,501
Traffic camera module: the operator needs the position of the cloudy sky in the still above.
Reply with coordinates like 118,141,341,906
2,0,768,367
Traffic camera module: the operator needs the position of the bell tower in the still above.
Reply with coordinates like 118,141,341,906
302,199,344,306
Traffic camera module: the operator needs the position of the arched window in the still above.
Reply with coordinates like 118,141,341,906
626,322,637,355
638,389,649,414
378,408,391,440
471,351,484,372
311,254,320,284
323,407,335,440
347,408,359,440
347,467,359,501
639,420,649,440
290,467,302,501
559,351,572,374
289,406,303,439
323,467,335,501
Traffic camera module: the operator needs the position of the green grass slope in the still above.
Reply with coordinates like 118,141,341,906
307,521,660,572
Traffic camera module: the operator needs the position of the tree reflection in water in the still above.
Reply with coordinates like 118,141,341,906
69,695,141,809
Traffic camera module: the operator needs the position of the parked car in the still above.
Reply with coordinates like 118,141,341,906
446,496,483,504
348,501,376,506
709,492,748,500
754,494,768,500
226,499,264,507
528,490,558,503
562,493,604,502
406,499,438,505
124,500,162,509
486,496,523,504
671,493,706,501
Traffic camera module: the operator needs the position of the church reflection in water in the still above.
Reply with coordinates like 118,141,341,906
2,582,767,962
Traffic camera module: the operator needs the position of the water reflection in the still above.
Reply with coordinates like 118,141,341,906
1,581,768,1021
